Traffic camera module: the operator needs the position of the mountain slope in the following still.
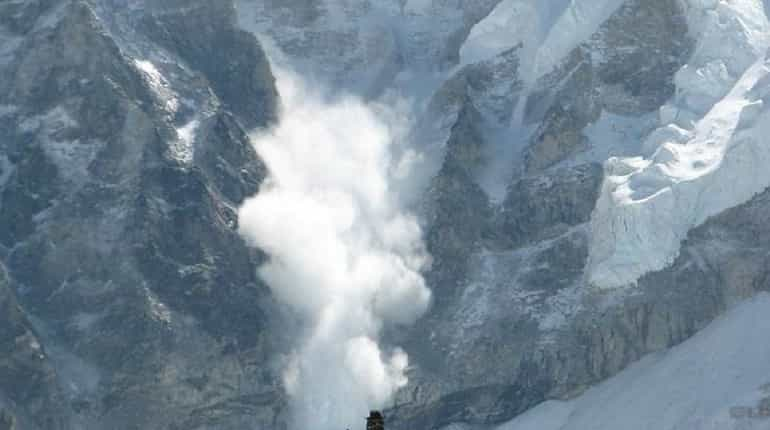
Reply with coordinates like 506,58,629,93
0,1,283,428
500,293,770,430
2,0,770,429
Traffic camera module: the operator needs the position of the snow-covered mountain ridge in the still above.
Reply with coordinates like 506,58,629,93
232,1,770,429
2,0,770,429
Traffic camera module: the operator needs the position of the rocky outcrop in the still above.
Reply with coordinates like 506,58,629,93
420,102,495,308
0,263,68,429
499,163,603,247
0,1,283,428
524,0,692,171
139,1,277,128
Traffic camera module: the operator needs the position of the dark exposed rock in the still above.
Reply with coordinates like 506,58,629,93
140,1,277,129
524,48,600,172
524,0,692,171
421,102,495,309
593,0,692,114
499,163,603,247
0,1,283,428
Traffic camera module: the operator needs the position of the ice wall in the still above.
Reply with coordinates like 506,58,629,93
587,0,770,289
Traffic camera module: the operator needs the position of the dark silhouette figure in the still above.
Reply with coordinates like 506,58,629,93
366,411,384,430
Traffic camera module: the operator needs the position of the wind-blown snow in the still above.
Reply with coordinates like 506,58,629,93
238,68,430,430
499,293,770,430
588,0,770,289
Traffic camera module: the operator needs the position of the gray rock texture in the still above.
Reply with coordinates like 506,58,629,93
0,1,284,428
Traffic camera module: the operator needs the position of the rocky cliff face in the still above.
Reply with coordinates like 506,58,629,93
3,0,770,429
0,1,283,428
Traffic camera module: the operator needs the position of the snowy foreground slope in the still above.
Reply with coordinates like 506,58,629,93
499,293,770,430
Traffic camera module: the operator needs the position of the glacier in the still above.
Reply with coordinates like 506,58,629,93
587,0,770,288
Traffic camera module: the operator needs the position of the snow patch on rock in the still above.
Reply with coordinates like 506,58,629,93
143,285,172,324
170,119,198,165
134,59,179,114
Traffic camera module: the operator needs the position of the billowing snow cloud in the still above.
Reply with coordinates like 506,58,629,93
238,68,431,430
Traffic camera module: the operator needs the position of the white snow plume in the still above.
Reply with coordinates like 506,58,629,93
238,68,431,430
